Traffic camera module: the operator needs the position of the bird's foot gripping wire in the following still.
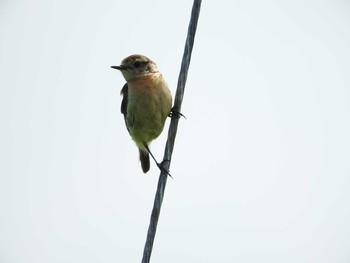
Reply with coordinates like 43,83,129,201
143,143,173,178
156,159,173,179
169,106,186,119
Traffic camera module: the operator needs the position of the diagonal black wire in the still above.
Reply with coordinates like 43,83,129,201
141,1,202,262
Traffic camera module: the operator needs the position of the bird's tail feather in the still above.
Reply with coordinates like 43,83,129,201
139,149,150,173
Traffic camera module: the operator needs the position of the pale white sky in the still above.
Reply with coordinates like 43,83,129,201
1,0,350,262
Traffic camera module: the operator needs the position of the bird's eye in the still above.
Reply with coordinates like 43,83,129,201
133,61,142,68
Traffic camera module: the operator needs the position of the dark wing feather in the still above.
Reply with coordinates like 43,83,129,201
120,83,128,115
120,83,129,132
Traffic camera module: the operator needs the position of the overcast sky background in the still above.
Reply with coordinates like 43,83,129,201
1,0,350,262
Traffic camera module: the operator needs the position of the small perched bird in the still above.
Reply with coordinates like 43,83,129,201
111,54,172,173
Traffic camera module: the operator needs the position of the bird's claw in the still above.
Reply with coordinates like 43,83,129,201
157,159,173,179
169,106,186,119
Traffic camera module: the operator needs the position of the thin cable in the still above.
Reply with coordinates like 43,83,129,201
141,1,202,262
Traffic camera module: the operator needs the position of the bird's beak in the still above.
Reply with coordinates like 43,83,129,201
111,65,127,71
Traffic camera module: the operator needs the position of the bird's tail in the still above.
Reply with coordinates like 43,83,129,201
139,149,150,173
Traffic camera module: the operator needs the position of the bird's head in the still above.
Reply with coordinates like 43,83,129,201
111,54,159,81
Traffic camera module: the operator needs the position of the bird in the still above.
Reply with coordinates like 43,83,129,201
111,54,172,173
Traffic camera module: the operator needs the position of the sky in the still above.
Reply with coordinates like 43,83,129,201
1,0,350,262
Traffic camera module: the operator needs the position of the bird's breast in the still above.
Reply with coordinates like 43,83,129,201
125,74,172,143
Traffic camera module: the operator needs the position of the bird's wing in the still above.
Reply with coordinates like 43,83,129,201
120,83,128,115
120,83,130,132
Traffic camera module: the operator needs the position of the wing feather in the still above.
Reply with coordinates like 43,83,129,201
120,83,129,132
